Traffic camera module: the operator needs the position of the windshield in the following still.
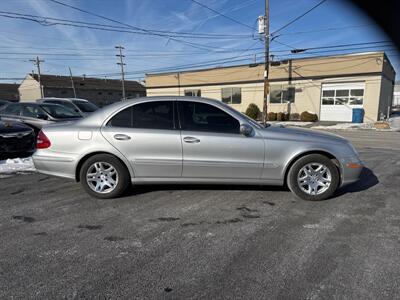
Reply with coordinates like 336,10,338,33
41,104,81,119
72,100,98,113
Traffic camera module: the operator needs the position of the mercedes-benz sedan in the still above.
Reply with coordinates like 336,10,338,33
32,97,363,200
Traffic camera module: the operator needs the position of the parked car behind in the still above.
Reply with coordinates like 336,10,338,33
0,116,35,159
0,102,82,134
33,96,363,201
37,98,99,116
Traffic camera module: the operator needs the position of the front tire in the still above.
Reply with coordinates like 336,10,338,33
79,154,130,199
287,154,340,201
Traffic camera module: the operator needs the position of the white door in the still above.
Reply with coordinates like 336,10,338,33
320,82,365,122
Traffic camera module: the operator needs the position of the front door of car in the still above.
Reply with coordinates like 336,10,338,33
178,101,265,179
101,100,182,178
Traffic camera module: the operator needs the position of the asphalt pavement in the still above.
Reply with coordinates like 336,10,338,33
0,130,399,299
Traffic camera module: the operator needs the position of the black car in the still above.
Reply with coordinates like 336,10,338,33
0,102,82,135
0,117,35,159
0,100,9,108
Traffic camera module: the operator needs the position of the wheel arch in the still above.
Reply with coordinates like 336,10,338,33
75,151,133,182
283,150,341,187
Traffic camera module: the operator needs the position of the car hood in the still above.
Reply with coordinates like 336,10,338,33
260,125,348,144
0,120,33,134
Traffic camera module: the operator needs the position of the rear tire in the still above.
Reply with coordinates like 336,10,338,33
287,154,339,201
79,154,130,199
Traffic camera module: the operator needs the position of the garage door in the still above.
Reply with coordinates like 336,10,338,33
320,82,364,122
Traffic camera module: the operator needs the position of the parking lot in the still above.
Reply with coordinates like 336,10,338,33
0,130,399,299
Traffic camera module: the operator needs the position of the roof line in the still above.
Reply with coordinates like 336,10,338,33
146,51,386,77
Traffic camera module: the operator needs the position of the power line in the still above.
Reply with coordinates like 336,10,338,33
45,0,248,50
0,10,251,40
188,0,255,30
277,24,375,36
271,0,328,35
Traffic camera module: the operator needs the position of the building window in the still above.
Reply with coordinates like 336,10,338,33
98,91,103,95
108,92,113,95
184,89,201,97
270,85,295,104
321,88,364,106
221,87,241,104
61,90,67,95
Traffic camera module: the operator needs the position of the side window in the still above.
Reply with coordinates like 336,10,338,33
22,105,47,118
178,101,240,134
107,101,174,130
107,107,133,127
3,104,21,116
132,101,174,130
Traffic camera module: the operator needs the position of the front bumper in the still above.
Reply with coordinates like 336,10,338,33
339,156,364,186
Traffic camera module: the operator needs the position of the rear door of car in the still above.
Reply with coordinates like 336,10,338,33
177,100,265,179
101,100,183,178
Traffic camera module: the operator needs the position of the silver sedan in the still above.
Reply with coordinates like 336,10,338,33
33,97,363,200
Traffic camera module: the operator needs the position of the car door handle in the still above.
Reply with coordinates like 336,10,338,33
183,136,200,143
114,134,131,141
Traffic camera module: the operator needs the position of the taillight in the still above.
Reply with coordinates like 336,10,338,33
36,130,51,149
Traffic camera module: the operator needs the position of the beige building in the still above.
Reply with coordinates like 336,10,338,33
146,52,396,122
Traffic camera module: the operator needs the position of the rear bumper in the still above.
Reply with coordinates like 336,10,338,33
32,152,76,179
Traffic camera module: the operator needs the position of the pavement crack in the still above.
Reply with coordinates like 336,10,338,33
104,236,125,242
10,189,24,195
155,217,180,222
78,224,103,230
215,218,243,224
12,215,35,223
236,206,258,212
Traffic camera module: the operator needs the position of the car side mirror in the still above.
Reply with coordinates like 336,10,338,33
240,124,254,137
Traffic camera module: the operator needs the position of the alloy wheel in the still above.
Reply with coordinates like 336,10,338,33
86,162,119,194
297,162,332,195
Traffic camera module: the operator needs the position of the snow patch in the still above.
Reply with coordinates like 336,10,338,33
0,157,36,175
270,121,313,127
312,123,374,130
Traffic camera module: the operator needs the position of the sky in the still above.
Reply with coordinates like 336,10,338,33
0,0,398,84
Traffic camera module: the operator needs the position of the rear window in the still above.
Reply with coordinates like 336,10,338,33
72,100,98,113
108,101,174,130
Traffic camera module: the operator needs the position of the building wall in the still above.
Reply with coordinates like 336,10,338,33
378,77,394,119
18,75,145,106
18,75,41,101
0,84,19,101
146,52,396,122
44,88,145,107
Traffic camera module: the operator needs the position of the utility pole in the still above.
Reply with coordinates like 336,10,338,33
30,56,44,98
116,45,126,100
262,0,270,125
69,67,77,98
